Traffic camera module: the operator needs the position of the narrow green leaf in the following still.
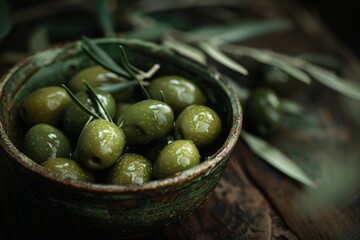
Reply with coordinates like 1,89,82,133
298,52,345,71
221,45,311,84
83,80,113,122
0,0,12,40
280,98,305,116
118,45,142,76
97,80,138,93
93,0,115,37
304,64,360,101
199,42,248,76
81,38,130,78
192,20,292,43
163,38,207,65
61,84,102,120
241,130,316,188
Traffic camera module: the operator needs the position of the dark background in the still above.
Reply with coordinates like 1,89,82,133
298,0,360,57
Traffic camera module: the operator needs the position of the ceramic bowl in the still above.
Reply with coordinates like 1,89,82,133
0,38,242,237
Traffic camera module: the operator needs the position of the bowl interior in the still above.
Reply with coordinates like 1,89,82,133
0,38,241,191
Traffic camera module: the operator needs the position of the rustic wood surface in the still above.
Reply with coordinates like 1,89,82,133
1,0,360,239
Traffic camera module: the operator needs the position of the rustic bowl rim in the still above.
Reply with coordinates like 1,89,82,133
0,38,243,194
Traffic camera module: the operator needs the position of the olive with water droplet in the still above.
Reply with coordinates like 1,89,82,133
41,158,94,182
76,119,125,170
118,99,174,146
23,123,72,164
20,86,70,126
175,105,222,148
153,140,200,179
62,89,116,139
147,75,206,115
107,153,152,185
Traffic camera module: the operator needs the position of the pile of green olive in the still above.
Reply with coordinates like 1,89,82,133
20,65,222,185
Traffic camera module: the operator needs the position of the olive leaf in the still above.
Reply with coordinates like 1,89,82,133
298,52,345,71
241,130,316,188
220,44,311,84
191,19,293,43
280,98,305,116
198,42,248,76
97,80,139,93
93,0,115,37
61,84,103,120
302,64,360,101
83,80,113,122
163,38,207,65
81,36,131,78
0,0,12,41
221,44,360,101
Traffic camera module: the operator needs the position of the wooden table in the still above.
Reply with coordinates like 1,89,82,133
1,0,360,239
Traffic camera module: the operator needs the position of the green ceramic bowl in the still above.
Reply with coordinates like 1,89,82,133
0,38,242,236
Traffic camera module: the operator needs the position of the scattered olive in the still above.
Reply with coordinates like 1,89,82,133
153,140,200,179
118,99,174,146
76,119,126,170
143,134,175,163
256,65,294,95
23,123,72,164
147,75,206,115
244,87,282,136
107,153,152,185
41,158,94,182
62,89,116,139
175,105,222,148
20,86,70,126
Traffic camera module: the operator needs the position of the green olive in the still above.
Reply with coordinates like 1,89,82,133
175,105,222,148
62,89,116,139
244,87,282,136
107,153,152,185
41,158,94,182
20,86,70,126
153,140,200,179
76,119,125,170
147,75,206,115
23,124,72,164
68,65,120,93
118,99,174,146
256,65,294,95
68,65,134,101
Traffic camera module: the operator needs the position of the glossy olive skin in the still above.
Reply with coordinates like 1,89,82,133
68,65,120,93
175,105,222,148
147,75,206,115
153,140,200,179
23,124,72,164
244,87,282,136
107,153,152,185
257,65,294,95
41,158,94,182
63,89,116,138
20,86,70,126
118,99,174,146
76,119,125,170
